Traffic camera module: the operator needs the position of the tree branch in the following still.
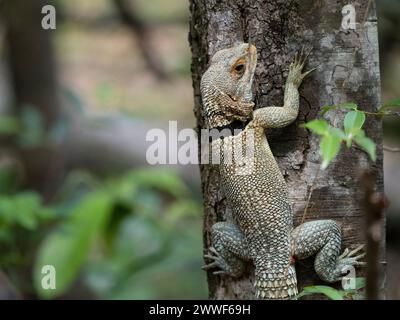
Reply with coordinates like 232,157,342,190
113,0,169,81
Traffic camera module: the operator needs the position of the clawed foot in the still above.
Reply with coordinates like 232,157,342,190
335,244,366,280
288,46,316,87
202,247,232,276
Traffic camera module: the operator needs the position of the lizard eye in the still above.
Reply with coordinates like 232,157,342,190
234,64,245,75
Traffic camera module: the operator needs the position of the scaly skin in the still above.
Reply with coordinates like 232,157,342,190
201,43,365,300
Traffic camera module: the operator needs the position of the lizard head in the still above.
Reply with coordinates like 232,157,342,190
200,43,257,129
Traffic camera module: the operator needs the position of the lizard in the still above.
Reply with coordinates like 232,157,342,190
200,42,365,300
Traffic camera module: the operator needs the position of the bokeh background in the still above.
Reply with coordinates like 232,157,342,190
0,0,399,299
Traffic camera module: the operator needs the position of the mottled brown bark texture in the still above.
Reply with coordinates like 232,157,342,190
189,0,384,299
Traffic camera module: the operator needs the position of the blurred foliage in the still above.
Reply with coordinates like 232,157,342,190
297,277,365,300
0,0,201,299
60,0,188,25
377,0,400,145
52,0,193,124
0,94,206,299
0,164,206,299
133,0,188,24
0,106,72,153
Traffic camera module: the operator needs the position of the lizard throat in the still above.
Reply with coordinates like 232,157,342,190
210,119,250,138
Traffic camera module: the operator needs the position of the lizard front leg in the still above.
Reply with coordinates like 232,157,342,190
202,222,250,277
291,220,365,283
249,47,315,130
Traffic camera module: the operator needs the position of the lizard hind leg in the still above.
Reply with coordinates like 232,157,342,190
291,220,365,283
202,222,250,278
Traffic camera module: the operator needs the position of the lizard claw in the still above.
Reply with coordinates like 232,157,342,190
339,244,365,259
301,47,313,67
209,246,220,256
301,67,316,79
338,248,350,259
294,46,312,68
335,244,366,279
213,270,228,275
202,246,232,275
347,244,365,257
288,46,314,86
202,260,218,270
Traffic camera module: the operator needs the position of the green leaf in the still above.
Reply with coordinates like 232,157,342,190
165,200,201,225
130,169,189,199
355,277,366,290
301,119,329,135
0,197,14,225
342,277,366,299
14,192,42,230
328,126,346,140
297,285,345,300
33,192,113,299
354,130,376,162
344,110,366,136
378,99,400,115
381,98,400,108
18,105,46,148
321,102,358,116
320,134,341,170
0,116,20,135
0,161,19,193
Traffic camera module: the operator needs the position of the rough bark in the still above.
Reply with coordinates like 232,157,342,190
189,0,384,299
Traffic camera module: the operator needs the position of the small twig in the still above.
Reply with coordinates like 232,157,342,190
383,145,400,152
361,170,387,300
362,0,373,25
290,166,320,268
300,167,320,225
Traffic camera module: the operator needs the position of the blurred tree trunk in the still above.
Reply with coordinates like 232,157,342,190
189,0,384,299
113,0,169,80
2,0,61,197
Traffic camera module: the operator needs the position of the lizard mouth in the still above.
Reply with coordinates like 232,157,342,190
225,93,253,121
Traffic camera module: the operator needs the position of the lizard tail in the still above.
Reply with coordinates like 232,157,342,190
254,265,298,299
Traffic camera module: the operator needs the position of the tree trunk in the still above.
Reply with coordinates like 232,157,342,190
2,0,61,196
189,0,384,299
